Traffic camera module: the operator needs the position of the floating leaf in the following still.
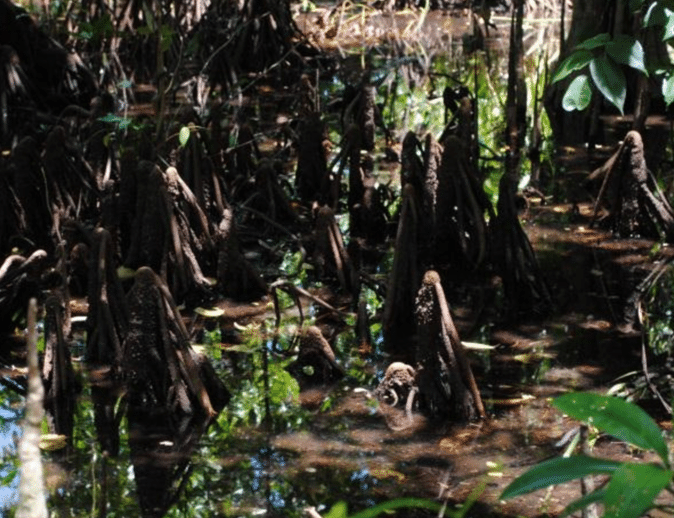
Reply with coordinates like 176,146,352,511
179,126,191,147
606,35,647,74
500,455,621,499
603,463,673,518
589,55,626,114
562,74,592,111
551,50,593,83
576,33,611,50
194,307,224,318
553,393,670,466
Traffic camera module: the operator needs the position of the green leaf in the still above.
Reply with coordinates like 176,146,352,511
663,73,674,105
606,35,647,74
589,54,626,114
559,487,606,518
500,455,622,499
268,365,299,405
664,11,674,40
325,501,349,518
562,74,593,111
576,33,611,50
179,126,191,147
553,393,670,466
552,50,593,83
349,498,444,518
645,2,667,26
603,463,673,518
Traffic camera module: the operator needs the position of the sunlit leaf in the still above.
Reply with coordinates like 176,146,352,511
325,501,348,518
606,35,647,74
500,456,621,499
559,487,606,518
553,393,669,466
603,463,673,518
645,2,668,26
664,11,674,40
551,50,593,83
179,126,191,147
562,74,592,111
268,364,299,405
589,55,626,114
576,33,611,50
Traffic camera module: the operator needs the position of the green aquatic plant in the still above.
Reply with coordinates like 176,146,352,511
501,392,673,518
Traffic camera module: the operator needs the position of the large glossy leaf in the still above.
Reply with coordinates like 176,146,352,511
325,502,348,518
552,50,593,83
645,2,668,27
500,456,621,499
664,11,674,40
553,393,669,466
562,75,592,111
606,35,647,73
348,498,444,518
589,55,626,114
559,487,606,518
576,33,611,50
603,463,673,518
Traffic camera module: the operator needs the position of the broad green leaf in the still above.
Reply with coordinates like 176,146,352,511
663,73,674,105
645,2,667,26
576,33,611,50
500,455,621,499
552,50,593,83
349,498,444,518
664,11,674,40
325,501,348,518
589,55,626,114
606,35,647,74
179,126,191,147
562,74,592,111
603,463,673,518
553,393,669,466
560,487,606,518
